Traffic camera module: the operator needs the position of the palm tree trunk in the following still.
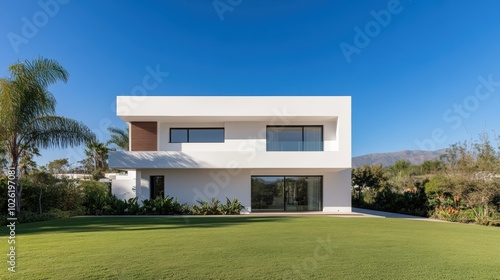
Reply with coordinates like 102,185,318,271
94,153,98,170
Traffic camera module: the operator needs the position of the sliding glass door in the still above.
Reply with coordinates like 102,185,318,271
251,176,322,211
250,177,284,211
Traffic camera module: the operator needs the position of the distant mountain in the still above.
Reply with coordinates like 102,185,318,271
352,149,448,167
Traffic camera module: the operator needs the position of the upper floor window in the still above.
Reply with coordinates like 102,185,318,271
170,128,224,143
266,126,323,151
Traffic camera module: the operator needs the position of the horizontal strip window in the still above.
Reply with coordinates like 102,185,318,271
170,128,224,143
266,126,323,151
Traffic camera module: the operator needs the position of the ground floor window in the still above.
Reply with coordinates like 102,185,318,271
251,176,322,211
150,176,165,199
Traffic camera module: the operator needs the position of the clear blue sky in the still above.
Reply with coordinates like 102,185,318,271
1,0,500,166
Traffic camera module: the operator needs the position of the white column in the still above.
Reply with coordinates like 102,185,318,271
323,169,352,212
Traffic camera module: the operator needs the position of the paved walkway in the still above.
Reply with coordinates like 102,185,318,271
351,208,444,222
247,211,363,217
248,208,444,222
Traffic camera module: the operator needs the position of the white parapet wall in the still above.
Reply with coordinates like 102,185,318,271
111,170,136,201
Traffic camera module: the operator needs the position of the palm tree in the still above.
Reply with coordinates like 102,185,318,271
107,126,129,150
18,144,40,176
0,57,95,214
84,140,108,170
84,140,109,179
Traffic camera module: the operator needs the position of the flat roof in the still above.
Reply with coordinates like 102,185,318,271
116,96,351,122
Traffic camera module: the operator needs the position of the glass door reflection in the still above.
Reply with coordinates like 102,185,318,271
251,176,322,211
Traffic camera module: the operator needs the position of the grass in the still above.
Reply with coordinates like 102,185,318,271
1,216,499,280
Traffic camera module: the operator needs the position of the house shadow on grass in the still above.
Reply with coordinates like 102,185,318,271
16,216,296,235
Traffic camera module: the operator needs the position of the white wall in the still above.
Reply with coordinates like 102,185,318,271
323,169,352,212
111,170,137,201
112,179,136,201
110,119,349,170
109,150,349,169
158,120,339,152
131,168,351,213
111,96,351,170
138,169,252,213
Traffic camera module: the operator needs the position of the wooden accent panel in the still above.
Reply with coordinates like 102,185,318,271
131,122,157,151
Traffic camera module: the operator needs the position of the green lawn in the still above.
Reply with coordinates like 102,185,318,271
2,216,499,279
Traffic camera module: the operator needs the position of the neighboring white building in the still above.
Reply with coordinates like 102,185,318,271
54,173,92,180
108,96,351,213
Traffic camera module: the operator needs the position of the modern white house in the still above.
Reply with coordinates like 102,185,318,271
108,96,351,213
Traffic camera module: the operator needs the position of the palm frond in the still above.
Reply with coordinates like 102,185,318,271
23,116,95,149
106,126,129,150
9,57,68,88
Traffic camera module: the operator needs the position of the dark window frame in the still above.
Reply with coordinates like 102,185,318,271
170,127,225,143
266,125,323,151
150,175,165,199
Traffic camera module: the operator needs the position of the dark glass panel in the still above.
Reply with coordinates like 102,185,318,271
251,176,322,211
150,176,164,199
170,129,188,143
267,127,303,151
303,126,323,151
189,129,224,143
251,177,284,211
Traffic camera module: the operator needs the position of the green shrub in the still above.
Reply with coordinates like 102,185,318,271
17,210,71,223
457,209,477,223
47,209,72,219
70,207,86,216
82,181,109,215
0,215,7,226
221,198,245,215
194,198,222,215
177,203,191,215
164,196,190,215
191,198,244,215
431,208,475,223
125,197,140,215
141,196,163,215
15,192,245,219
16,175,84,214
18,211,52,223
103,195,127,215
0,177,9,215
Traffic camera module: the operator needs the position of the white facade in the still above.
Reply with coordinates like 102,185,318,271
109,96,351,213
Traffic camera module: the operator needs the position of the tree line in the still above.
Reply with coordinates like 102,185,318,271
352,134,500,226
